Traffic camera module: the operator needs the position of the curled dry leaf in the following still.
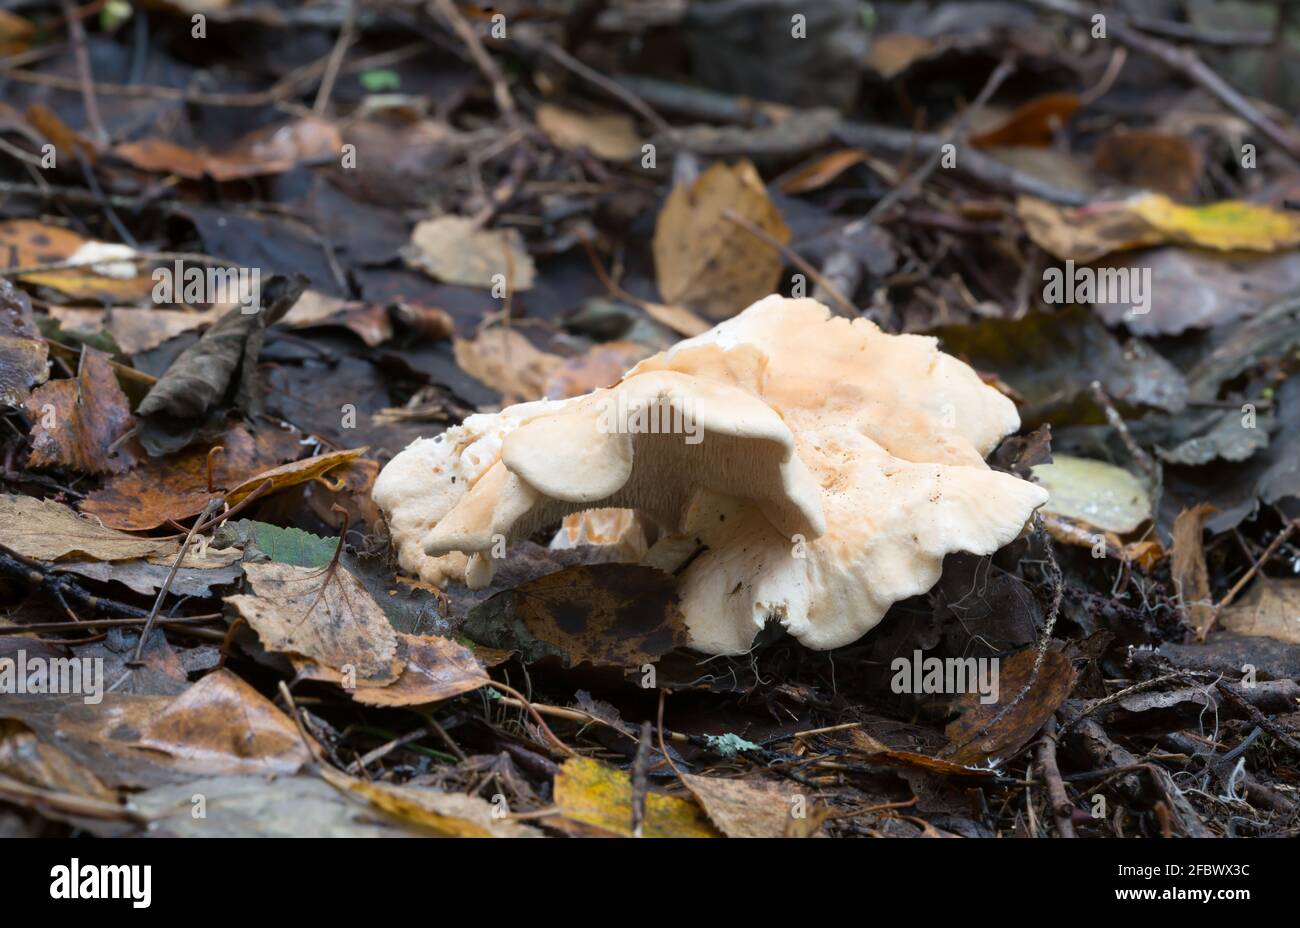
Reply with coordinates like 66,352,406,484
653,159,789,319
81,423,302,531
0,494,175,562
226,560,403,685
223,446,367,507
552,756,720,838
0,278,49,408
135,274,307,456
24,347,138,475
407,215,536,290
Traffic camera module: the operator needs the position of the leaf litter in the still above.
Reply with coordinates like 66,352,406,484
1,0,1299,842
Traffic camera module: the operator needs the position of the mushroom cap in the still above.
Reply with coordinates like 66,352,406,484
372,296,1048,653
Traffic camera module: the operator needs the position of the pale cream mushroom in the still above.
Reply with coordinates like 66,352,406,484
372,296,1048,654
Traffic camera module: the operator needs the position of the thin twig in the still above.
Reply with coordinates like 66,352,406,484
128,499,221,665
1020,0,1300,163
60,0,108,146
313,0,356,114
721,207,858,317
431,0,522,129
1200,518,1299,640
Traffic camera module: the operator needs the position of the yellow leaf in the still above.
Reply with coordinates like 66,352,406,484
225,446,367,505
319,767,543,837
552,756,720,838
1128,193,1300,252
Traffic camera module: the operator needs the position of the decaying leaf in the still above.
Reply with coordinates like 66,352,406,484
295,633,489,707
0,494,175,562
542,340,654,400
407,216,536,290
653,159,789,319
463,564,688,668
0,278,49,408
680,773,823,837
552,756,720,838
536,104,641,161
1031,455,1151,534
48,305,224,355
113,117,341,181
848,730,998,779
135,670,311,776
134,274,307,455
226,560,403,684
124,775,424,838
0,221,155,303
944,649,1077,765
319,766,542,837
1017,195,1163,262
0,719,116,803
1220,580,1300,645
224,446,367,506
24,347,137,475
453,327,563,402
81,423,302,530
1092,129,1203,198
971,93,1081,148
1130,193,1300,252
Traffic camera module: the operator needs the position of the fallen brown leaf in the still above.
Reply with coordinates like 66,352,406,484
0,220,154,303
453,327,564,402
81,423,302,530
681,773,821,837
407,215,536,290
0,494,174,562
226,560,402,685
653,160,789,319
944,649,1077,766
971,93,1081,148
24,347,138,475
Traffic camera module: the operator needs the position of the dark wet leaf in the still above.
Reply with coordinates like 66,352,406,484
463,564,688,668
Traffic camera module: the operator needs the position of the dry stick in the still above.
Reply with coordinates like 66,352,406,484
1020,0,1300,163
1089,381,1156,475
3,614,222,634
313,0,356,114
720,207,858,317
1200,518,1298,640
128,499,222,666
431,0,522,129
941,514,1064,759
0,42,426,108
60,0,107,146
1214,682,1300,756
866,56,1015,225
1036,716,1075,837
630,721,654,838
512,28,675,140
